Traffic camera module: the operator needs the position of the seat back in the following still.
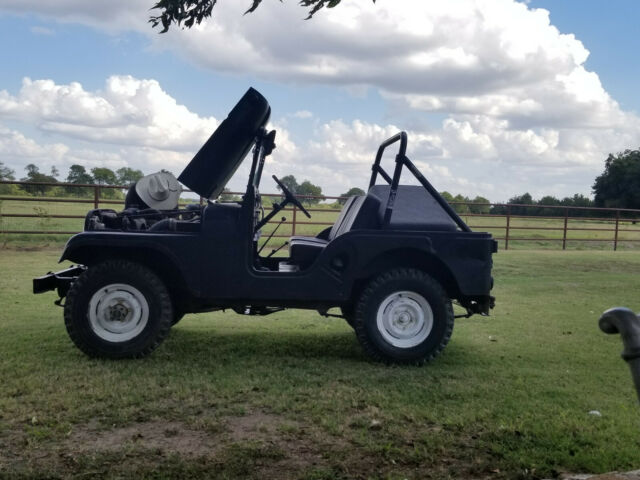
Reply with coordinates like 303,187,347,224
367,185,458,231
328,195,381,241
328,195,357,240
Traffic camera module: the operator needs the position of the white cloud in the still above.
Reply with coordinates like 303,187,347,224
0,0,147,32
0,125,68,163
0,122,198,182
0,76,217,151
291,110,313,119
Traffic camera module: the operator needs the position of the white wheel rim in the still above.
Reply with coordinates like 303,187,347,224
88,283,149,342
376,291,433,349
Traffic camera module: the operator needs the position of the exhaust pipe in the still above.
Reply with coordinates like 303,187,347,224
599,307,640,403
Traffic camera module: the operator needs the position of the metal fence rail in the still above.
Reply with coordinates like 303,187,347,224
2,180,640,251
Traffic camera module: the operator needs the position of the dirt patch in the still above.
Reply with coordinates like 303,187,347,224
226,411,290,442
66,419,216,457
0,425,28,465
1,412,385,479
62,412,293,458
559,472,640,480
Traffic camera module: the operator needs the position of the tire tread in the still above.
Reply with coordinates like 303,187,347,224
64,260,173,359
353,268,454,365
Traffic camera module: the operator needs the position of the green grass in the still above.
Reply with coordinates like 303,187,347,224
0,248,639,479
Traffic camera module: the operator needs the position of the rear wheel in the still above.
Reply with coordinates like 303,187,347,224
354,269,453,365
64,260,173,358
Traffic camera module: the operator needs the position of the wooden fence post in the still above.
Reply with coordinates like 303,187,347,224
292,205,297,236
505,205,511,250
93,185,99,209
614,210,620,251
562,208,568,250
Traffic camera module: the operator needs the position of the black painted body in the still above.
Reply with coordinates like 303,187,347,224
59,202,495,314
36,88,496,318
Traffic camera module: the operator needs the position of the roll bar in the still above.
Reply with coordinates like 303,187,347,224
368,132,471,232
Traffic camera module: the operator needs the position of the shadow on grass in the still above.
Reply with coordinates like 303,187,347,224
156,326,485,374
165,328,363,362
4,317,487,380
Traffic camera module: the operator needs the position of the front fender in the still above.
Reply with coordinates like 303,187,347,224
59,231,202,297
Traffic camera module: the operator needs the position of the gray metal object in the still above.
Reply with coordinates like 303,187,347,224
599,307,640,403
376,291,433,349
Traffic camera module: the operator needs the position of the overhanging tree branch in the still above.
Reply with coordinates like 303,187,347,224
149,0,376,33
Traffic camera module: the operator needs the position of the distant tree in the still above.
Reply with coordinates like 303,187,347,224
538,195,560,206
20,164,58,195
451,194,470,214
297,180,323,205
0,161,15,181
275,175,299,195
440,191,489,214
338,187,365,205
116,167,144,186
91,167,119,199
65,165,95,197
50,166,60,179
593,150,640,210
561,193,594,218
0,161,16,194
505,192,533,215
149,0,376,33
537,195,562,217
440,191,454,203
90,167,118,185
469,196,490,215
508,192,533,205
563,193,593,208
219,187,240,202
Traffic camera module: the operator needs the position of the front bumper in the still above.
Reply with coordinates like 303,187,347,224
33,265,86,296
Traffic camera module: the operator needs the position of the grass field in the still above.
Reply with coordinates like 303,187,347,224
0,248,639,479
2,195,640,252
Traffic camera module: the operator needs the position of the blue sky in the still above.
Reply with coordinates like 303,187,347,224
0,0,638,200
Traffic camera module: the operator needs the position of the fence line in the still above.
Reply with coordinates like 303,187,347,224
2,180,640,251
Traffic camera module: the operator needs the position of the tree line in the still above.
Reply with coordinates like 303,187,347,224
0,162,144,198
1,148,639,215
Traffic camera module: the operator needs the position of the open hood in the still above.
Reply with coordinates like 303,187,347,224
178,87,271,199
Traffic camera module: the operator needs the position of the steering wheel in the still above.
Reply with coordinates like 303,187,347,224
272,175,311,218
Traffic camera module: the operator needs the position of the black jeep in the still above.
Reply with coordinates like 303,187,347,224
34,88,496,364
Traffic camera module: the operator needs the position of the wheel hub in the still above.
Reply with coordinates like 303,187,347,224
108,303,130,322
88,283,149,342
376,291,433,348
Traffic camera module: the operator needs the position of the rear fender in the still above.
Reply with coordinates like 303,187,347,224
354,247,461,299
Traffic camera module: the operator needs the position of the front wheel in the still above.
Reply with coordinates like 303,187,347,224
64,260,173,359
354,269,454,365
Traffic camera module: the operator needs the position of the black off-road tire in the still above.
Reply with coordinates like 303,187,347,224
64,260,173,359
353,269,454,365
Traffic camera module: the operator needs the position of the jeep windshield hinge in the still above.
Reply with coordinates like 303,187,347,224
248,128,276,192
